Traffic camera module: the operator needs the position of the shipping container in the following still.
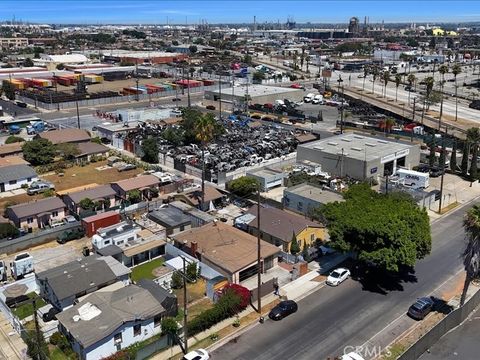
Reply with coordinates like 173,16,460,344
82,211,121,237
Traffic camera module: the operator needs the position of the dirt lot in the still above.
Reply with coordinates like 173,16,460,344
0,160,143,212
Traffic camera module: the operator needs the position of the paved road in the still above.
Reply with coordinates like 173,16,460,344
0,98,38,117
212,201,470,360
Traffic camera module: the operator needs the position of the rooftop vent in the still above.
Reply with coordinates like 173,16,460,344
351,147,363,151
353,135,365,139
327,142,338,146
365,143,376,147
377,140,389,144
341,138,352,142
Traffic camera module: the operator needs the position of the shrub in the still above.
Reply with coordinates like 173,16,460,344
5,135,24,144
171,271,183,289
222,284,251,309
0,223,19,239
186,262,199,283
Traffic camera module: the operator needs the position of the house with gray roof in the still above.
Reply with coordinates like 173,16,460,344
62,184,117,214
36,254,131,310
0,164,38,193
148,207,191,235
6,196,66,230
56,283,173,360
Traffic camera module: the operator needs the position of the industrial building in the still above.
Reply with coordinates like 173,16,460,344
204,84,304,108
247,167,286,192
100,50,188,64
0,37,28,49
296,134,421,181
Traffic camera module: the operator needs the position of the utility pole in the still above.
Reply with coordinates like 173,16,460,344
187,62,191,108
218,75,222,120
385,171,390,194
412,97,416,123
32,298,43,360
182,256,188,354
256,187,262,315
75,94,80,129
135,62,140,102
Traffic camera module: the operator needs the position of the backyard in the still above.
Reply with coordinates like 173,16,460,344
131,258,166,282
12,292,47,320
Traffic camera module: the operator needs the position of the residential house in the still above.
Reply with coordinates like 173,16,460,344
235,205,326,252
74,142,110,163
172,222,280,283
38,128,91,145
173,185,225,211
147,207,191,235
36,254,131,310
0,156,29,167
111,175,160,201
0,164,38,193
92,221,166,268
6,197,66,230
168,201,215,228
56,283,174,360
283,183,344,216
0,142,23,158
62,185,117,215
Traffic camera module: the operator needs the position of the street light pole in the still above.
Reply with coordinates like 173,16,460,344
438,126,447,213
256,187,262,316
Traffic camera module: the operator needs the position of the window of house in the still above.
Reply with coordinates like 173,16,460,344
27,178,32,182
52,211,58,217
104,240,111,245
27,218,33,224
133,324,141,337
114,333,122,343
9,180,16,185
154,314,162,327
127,236,134,242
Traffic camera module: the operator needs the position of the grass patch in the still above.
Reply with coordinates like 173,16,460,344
12,293,46,320
382,342,406,359
131,258,165,282
174,279,207,305
48,346,70,360
188,298,214,320
440,201,459,214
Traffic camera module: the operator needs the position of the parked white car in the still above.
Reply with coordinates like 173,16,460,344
326,268,351,286
183,349,209,360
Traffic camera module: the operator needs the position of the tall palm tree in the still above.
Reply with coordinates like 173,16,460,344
194,113,216,209
371,66,379,95
382,71,390,98
467,127,480,180
394,73,402,102
362,65,369,94
423,76,435,115
438,65,449,129
452,63,462,122
461,204,480,306
407,73,416,105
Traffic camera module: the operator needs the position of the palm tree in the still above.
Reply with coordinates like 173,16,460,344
194,113,216,209
394,73,402,102
423,76,435,118
438,65,449,128
382,71,390,98
461,204,480,306
452,63,462,122
362,65,369,94
371,66,379,95
407,73,416,105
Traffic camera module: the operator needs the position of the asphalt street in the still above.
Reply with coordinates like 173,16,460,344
0,98,38,117
211,200,471,360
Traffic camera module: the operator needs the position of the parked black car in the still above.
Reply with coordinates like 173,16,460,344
407,297,435,320
57,228,85,244
268,300,298,320
429,167,445,178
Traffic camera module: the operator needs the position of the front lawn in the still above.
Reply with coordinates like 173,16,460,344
12,293,46,320
49,347,70,360
131,258,165,282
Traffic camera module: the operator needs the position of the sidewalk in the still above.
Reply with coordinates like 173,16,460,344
151,253,348,359
0,312,26,360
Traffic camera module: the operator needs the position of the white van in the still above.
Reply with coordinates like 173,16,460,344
395,168,429,189
312,94,324,104
304,93,315,103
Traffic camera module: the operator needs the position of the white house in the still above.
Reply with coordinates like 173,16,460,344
0,164,38,193
56,284,174,360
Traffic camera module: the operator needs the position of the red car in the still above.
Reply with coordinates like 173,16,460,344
290,83,305,89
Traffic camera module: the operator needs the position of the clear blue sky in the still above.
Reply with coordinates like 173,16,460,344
1,1,479,24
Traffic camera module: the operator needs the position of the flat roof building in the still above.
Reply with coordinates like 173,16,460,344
296,134,421,181
247,167,285,192
283,183,344,216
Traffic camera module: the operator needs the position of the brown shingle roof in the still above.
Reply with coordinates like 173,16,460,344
0,142,23,156
75,142,109,157
181,186,224,206
113,175,160,192
39,128,90,145
7,197,65,219
173,222,280,274
0,155,28,167
246,205,323,242
66,184,116,203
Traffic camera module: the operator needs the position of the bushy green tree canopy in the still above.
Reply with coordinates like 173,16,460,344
317,184,431,272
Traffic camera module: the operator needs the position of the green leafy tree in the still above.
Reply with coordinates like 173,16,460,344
1,80,16,100
141,137,159,164
0,223,19,239
461,140,470,177
228,176,259,197
23,57,34,67
172,40,179,46
5,135,24,144
127,189,142,204
56,143,80,161
161,317,179,345
161,127,184,146
468,127,480,180
25,329,50,360
56,63,65,70
301,240,310,262
171,271,183,289
461,204,480,306
290,232,301,255
79,198,95,210
22,138,55,166
186,261,199,283
253,71,265,82
318,184,431,272
189,45,198,54
450,139,457,172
